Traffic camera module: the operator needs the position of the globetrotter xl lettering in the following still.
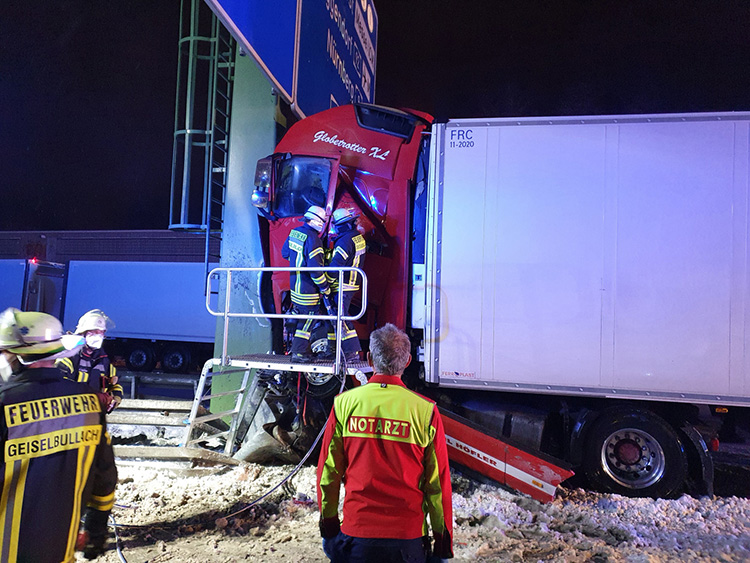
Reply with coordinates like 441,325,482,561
347,416,410,438
5,394,101,427
313,130,367,154
5,425,102,461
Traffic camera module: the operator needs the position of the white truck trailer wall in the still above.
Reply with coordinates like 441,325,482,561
0,260,26,310
424,114,750,405
62,260,216,343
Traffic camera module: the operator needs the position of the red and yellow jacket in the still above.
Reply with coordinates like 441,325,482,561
316,374,453,558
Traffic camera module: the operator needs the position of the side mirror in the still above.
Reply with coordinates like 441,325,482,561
254,156,272,189
251,189,269,208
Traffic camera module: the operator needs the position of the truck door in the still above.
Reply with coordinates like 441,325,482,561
23,260,67,318
264,154,341,313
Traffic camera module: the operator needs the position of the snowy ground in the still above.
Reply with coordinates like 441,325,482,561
77,457,750,563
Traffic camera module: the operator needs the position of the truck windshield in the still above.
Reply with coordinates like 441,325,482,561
273,156,330,217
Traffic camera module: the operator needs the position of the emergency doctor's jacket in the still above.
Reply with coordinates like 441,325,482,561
281,222,330,307
0,367,117,563
316,374,453,558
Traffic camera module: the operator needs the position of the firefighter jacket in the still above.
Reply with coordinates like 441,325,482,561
281,222,330,307
58,347,123,403
0,367,117,563
316,374,453,558
326,225,366,292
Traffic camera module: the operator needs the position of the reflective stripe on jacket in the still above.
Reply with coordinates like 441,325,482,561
327,227,366,292
0,367,117,563
58,348,123,400
316,374,453,557
281,223,330,306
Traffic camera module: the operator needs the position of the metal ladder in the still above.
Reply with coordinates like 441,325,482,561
169,0,236,281
182,359,251,456
182,266,370,457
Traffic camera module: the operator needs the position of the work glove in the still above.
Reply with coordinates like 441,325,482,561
96,393,113,412
319,516,341,539
107,395,121,413
432,530,454,560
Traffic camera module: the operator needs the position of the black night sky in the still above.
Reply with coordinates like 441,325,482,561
3,1,750,231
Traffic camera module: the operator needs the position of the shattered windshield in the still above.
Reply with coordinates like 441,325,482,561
273,156,330,217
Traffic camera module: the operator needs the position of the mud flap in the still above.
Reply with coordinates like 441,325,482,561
440,408,574,503
679,423,714,497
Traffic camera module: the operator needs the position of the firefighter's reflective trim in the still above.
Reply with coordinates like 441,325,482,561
87,488,115,512
329,232,366,291
5,394,100,428
107,365,123,397
0,458,30,562
6,425,102,462
290,291,321,306
57,357,75,378
289,238,305,296
65,443,97,561
332,247,350,261
327,327,359,342
294,318,314,341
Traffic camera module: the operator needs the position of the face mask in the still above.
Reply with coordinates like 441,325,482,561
86,334,104,349
0,353,18,382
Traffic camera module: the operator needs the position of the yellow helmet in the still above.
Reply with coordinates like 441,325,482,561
75,309,115,334
0,308,84,364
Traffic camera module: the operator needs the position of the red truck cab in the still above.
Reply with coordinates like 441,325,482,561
252,104,432,345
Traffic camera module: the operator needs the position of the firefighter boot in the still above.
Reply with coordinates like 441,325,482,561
81,507,110,559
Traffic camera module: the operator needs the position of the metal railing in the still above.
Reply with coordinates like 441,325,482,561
205,266,368,375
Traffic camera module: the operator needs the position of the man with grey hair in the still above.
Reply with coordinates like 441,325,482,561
317,323,453,562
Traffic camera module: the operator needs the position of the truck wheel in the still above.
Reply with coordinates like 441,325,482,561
304,371,342,398
126,344,156,372
583,407,687,499
162,346,192,374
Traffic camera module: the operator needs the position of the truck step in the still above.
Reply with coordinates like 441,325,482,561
113,445,240,466
228,353,372,375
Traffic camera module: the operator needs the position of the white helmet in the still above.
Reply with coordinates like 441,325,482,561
304,205,327,232
332,207,359,226
0,308,84,365
75,309,114,334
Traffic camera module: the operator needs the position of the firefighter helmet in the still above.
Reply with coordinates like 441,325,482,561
75,309,115,334
0,308,84,364
332,207,359,226
304,205,327,232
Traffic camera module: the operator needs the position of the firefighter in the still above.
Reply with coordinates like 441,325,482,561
317,324,453,562
325,207,366,362
0,308,118,562
281,205,332,360
58,308,123,412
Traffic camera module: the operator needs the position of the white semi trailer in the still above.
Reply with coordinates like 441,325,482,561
415,112,750,497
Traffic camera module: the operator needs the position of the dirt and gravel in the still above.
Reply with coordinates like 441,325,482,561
76,456,750,563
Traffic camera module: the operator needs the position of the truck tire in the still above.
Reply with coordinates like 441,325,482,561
126,344,156,372
162,345,192,374
582,407,687,499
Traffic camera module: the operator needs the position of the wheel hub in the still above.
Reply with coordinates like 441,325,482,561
601,428,666,489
